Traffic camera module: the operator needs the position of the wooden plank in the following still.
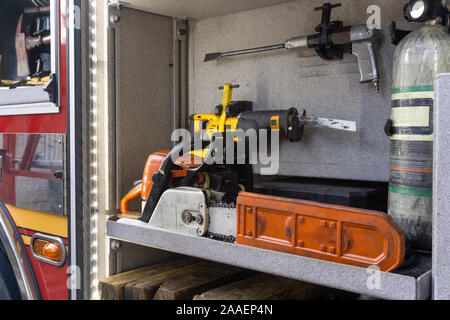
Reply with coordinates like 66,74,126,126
193,274,327,300
99,257,198,300
153,263,254,300
124,261,219,300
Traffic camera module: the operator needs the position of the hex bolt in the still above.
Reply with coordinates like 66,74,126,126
110,15,120,24
246,207,252,214
297,240,304,247
111,240,121,251
183,212,193,224
194,215,203,225
329,246,336,254
329,222,336,229
298,217,304,223
320,244,327,252
245,230,252,236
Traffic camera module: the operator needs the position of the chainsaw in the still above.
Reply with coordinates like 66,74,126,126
117,84,405,272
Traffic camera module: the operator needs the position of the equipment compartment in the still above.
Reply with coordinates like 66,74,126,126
92,0,439,300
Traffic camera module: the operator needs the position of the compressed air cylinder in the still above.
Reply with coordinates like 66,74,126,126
389,20,450,250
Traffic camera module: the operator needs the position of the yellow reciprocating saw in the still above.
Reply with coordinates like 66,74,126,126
190,83,357,145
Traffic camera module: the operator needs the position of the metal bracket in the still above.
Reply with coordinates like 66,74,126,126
108,1,129,28
176,18,191,40
43,73,58,103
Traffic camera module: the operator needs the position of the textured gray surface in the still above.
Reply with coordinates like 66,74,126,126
107,220,430,300
115,8,174,202
433,73,450,300
123,0,294,19
188,0,415,182
113,241,179,274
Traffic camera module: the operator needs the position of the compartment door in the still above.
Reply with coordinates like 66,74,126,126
111,8,174,208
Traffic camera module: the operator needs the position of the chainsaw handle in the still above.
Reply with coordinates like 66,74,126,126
120,184,142,215
140,141,195,223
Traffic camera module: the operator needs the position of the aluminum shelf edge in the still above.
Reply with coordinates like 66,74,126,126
106,219,431,300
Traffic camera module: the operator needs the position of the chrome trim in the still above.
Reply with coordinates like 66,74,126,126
0,102,59,116
0,203,40,300
30,233,67,267
68,0,78,300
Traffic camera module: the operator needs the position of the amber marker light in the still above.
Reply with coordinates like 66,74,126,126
30,234,66,267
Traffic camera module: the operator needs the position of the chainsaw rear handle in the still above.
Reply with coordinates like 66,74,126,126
120,184,142,215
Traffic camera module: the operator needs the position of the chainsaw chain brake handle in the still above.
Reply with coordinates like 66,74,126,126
139,137,216,223
140,142,190,222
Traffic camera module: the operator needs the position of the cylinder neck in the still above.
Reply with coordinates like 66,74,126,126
426,17,444,26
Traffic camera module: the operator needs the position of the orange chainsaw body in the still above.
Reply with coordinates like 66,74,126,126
236,192,405,272
120,150,203,216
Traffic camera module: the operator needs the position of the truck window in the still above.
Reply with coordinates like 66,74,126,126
0,0,59,116
0,133,64,215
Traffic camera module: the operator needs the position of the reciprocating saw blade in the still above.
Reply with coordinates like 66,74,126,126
298,115,357,132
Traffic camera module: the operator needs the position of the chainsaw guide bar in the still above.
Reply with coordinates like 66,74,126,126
236,192,405,272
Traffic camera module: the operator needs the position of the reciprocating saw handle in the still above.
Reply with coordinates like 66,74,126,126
237,108,304,142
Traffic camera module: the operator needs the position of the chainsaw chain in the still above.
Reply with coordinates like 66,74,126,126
206,201,237,209
205,232,236,243
206,201,237,243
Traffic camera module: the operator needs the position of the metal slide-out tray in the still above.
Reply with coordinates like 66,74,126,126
106,219,431,300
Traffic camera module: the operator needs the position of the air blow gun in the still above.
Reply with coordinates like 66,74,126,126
205,2,381,92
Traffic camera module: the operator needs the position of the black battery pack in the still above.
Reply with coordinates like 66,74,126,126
253,177,388,212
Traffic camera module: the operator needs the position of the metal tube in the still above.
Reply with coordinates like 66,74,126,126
220,43,286,58
204,44,285,62
285,36,309,50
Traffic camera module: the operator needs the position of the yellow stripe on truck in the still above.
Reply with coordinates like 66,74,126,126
6,205,68,238
21,234,31,246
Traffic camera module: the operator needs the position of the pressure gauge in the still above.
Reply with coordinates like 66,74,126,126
410,1,426,18
404,0,448,22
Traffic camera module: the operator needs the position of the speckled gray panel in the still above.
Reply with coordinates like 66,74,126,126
124,0,295,20
188,0,417,182
433,73,450,300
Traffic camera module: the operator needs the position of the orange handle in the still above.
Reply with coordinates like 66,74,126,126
120,184,143,215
